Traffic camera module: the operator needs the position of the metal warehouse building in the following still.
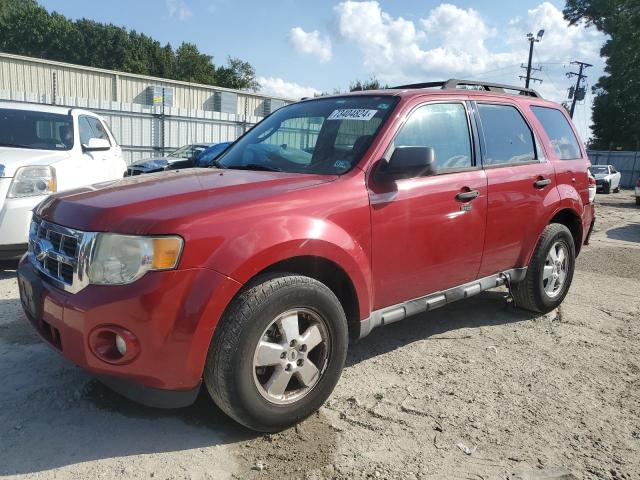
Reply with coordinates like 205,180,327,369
0,52,293,162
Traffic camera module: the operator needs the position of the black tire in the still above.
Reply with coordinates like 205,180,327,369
512,224,576,313
614,186,620,193
636,197,640,206
204,274,348,432
603,182,611,194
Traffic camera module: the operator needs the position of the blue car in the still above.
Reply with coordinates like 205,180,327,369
126,142,231,176
194,142,232,167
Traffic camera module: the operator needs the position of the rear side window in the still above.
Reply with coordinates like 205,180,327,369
477,104,536,166
532,106,582,160
392,103,472,171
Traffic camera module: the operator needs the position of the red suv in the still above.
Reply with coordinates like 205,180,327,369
18,80,595,431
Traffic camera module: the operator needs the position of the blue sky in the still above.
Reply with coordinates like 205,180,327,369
38,0,606,140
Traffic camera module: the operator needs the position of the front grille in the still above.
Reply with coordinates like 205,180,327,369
29,216,84,290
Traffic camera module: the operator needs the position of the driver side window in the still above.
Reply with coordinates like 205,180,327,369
79,116,111,148
79,117,94,146
392,103,473,171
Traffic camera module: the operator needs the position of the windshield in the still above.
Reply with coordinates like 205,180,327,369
217,95,399,174
589,166,609,175
168,144,209,159
0,108,74,151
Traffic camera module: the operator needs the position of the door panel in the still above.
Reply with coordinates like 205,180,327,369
472,100,558,276
477,162,557,277
370,170,488,309
368,100,487,310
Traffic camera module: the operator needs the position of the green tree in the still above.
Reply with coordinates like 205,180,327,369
349,77,387,91
215,57,259,91
174,43,216,84
0,0,259,91
564,0,640,150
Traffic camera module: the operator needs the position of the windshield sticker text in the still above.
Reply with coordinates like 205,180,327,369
327,109,378,121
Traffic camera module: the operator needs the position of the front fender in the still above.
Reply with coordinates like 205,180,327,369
201,215,373,321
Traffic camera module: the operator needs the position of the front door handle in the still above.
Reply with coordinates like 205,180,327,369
455,189,480,202
534,178,551,189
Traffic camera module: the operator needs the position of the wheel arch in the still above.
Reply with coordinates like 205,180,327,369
247,255,363,341
547,208,583,256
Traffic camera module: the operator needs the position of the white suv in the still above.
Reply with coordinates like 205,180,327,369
0,102,127,260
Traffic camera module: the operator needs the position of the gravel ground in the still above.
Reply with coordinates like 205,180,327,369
1,191,639,480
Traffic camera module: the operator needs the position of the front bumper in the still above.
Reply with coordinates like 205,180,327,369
0,184,47,251
17,258,242,407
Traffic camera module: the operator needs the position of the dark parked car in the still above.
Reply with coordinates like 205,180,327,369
126,143,214,175
191,142,232,168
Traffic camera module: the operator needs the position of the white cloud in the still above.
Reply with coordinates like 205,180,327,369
506,2,603,63
166,0,192,21
258,77,321,99
289,27,333,63
332,1,604,88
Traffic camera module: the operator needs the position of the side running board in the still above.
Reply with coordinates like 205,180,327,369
358,268,527,339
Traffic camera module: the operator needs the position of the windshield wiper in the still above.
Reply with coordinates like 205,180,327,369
0,142,36,149
208,159,226,169
225,163,283,172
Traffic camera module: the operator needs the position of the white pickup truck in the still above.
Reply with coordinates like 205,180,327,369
0,102,127,260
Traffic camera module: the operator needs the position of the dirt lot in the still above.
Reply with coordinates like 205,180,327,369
1,191,639,480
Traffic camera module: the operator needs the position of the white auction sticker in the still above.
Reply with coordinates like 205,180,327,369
327,109,378,121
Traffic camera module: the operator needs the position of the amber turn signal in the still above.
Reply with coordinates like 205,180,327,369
151,237,183,270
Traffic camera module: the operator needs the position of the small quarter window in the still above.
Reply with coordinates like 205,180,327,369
531,106,582,160
477,104,536,166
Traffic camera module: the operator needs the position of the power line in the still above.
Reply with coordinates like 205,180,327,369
532,51,565,96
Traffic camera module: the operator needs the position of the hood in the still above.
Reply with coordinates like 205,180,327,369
0,147,71,177
593,173,610,180
36,168,337,233
128,157,170,171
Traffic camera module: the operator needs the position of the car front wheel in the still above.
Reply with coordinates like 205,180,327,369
204,274,348,432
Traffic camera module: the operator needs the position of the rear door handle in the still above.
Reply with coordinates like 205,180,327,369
534,178,551,189
455,190,480,201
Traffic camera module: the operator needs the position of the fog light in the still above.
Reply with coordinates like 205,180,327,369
115,335,127,356
89,326,140,364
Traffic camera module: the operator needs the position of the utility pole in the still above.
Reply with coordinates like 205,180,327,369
567,61,592,118
520,30,544,88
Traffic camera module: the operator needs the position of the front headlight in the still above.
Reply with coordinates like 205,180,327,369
88,233,183,285
8,165,56,198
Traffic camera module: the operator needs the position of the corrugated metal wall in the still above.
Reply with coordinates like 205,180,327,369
588,150,640,188
0,53,294,163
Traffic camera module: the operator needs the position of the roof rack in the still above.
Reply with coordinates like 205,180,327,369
390,79,542,98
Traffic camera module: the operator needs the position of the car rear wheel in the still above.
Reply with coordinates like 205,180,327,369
512,223,575,313
204,274,348,432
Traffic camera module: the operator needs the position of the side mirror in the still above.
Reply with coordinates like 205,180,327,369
379,146,437,180
82,138,110,152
